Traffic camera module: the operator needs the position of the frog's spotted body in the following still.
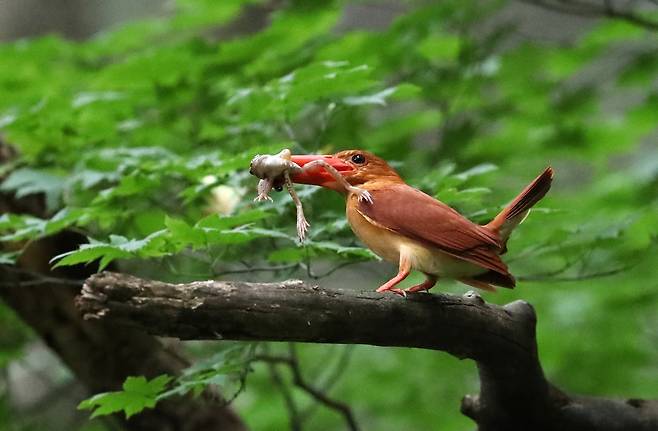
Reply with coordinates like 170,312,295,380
249,149,301,202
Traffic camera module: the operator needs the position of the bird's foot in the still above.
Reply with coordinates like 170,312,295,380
404,276,438,294
350,187,373,204
404,284,432,293
376,285,406,297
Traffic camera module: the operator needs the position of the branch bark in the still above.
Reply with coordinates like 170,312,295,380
78,272,658,431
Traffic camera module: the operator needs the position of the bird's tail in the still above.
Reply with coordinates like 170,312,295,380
485,167,554,244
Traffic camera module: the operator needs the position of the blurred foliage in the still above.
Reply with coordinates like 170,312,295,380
1,0,657,429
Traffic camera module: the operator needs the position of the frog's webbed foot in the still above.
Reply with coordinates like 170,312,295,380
296,213,311,242
254,193,273,202
301,160,374,204
350,186,373,204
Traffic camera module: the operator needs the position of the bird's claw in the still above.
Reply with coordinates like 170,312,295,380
376,286,406,297
404,286,430,294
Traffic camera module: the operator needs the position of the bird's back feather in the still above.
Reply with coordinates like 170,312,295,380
356,183,513,283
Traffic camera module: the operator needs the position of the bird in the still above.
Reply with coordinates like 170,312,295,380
289,150,553,296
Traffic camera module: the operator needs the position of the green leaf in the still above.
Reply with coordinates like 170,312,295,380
52,242,131,270
195,210,270,230
619,51,658,86
203,226,293,246
158,343,256,400
268,246,306,263
0,251,18,265
0,208,82,243
453,163,498,181
308,241,380,260
364,110,443,151
52,230,168,270
343,87,398,106
78,375,172,419
0,168,65,211
417,33,461,63
165,216,206,248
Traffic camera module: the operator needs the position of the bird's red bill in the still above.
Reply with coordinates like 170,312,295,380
290,154,353,186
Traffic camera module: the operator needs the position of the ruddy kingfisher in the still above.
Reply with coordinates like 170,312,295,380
289,150,553,296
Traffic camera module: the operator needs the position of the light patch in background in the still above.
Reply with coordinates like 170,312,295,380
202,175,242,215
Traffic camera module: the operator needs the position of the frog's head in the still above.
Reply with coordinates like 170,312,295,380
248,154,266,178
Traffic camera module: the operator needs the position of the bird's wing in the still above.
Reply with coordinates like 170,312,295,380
357,184,510,275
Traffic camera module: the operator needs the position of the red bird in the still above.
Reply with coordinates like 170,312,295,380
290,150,553,295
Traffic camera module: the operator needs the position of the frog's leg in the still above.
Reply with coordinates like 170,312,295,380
284,171,310,242
300,160,373,203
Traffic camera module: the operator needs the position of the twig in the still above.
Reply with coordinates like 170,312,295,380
518,0,658,31
299,345,354,423
515,255,581,281
0,266,84,288
213,263,299,277
518,0,611,16
518,264,633,282
269,363,302,431
312,345,354,395
302,247,314,279
261,344,302,431
251,348,359,431
300,260,364,280
221,354,253,407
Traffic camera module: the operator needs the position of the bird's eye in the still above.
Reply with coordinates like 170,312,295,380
351,154,366,164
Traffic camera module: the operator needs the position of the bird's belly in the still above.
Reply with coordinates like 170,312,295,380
402,241,483,278
347,208,484,278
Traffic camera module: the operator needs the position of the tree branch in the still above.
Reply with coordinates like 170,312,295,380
252,347,359,431
261,353,302,431
518,0,658,31
78,272,658,431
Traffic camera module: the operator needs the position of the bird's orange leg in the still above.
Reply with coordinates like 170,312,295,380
405,274,438,293
376,257,410,296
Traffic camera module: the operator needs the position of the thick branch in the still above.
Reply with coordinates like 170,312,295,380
79,272,658,431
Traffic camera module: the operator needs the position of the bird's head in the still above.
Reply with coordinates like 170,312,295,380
290,149,402,191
